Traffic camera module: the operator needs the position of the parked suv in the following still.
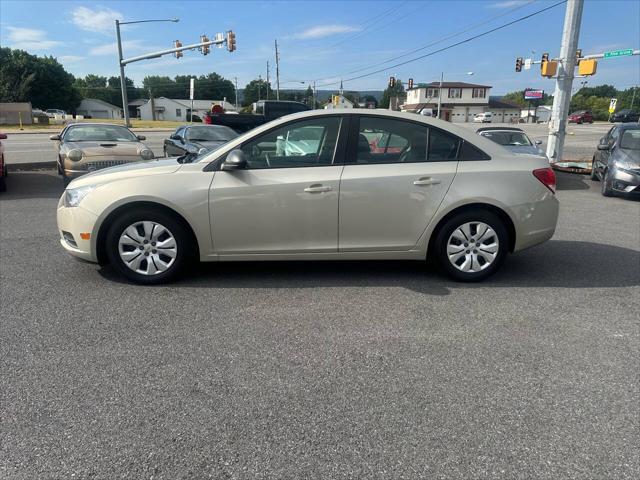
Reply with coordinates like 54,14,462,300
610,109,640,123
567,110,593,124
473,112,492,123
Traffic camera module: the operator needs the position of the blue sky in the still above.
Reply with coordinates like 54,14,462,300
1,0,638,94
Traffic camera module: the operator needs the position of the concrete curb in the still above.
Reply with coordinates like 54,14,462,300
7,161,56,172
3,127,174,135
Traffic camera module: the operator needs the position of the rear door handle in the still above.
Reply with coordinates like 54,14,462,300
413,177,441,186
304,184,333,193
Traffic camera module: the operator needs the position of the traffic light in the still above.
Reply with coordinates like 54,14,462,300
200,35,210,55
226,31,236,52
515,57,523,72
389,76,395,88
408,78,414,89
174,40,183,58
540,53,557,77
575,49,582,61
541,52,549,63
578,58,597,76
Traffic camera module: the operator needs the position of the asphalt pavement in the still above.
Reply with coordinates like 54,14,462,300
1,170,638,479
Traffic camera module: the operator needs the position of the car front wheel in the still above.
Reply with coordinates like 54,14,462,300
601,170,614,197
590,159,599,181
105,209,190,284
433,210,508,282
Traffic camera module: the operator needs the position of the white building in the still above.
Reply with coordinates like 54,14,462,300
324,95,355,110
76,98,123,120
521,105,552,123
403,82,491,122
137,97,236,121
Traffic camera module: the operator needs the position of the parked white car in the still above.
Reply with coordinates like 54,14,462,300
57,110,559,284
473,112,493,123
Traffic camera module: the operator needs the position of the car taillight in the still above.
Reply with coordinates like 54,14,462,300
533,167,556,193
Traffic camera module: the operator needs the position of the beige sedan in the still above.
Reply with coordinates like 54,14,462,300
57,110,559,284
51,123,154,185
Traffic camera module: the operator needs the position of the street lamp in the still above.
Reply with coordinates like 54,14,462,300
437,71,474,120
115,18,179,127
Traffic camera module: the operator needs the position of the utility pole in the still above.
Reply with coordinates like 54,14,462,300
313,80,317,109
631,84,638,111
148,88,156,121
274,39,280,100
115,20,130,127
234,76,238,111
266,61,270,100
436,71,444,120
546,0,584,162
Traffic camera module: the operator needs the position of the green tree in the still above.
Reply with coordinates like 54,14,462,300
142,76,175,97
196,73,235,101
502,90,553,109
242,79,273,106
0,47,80,111
380,79,405,109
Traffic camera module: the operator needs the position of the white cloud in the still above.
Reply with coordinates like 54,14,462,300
71,6,121,34
58,55,85,63
5,26,62,50
487,0,530,8
291,24,360,40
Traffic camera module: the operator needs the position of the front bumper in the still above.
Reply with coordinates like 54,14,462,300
611,167,640,194
57,197,99,262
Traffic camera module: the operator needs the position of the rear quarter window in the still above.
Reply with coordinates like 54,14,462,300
458,140,491,161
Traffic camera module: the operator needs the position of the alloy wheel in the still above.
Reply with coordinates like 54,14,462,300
117,221,177,275
446,221,499,273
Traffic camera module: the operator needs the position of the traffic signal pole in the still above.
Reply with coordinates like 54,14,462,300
115,20,130,126
546,0,584,162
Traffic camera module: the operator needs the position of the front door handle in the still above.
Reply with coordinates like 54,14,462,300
413,177,441,186
304,184,333,193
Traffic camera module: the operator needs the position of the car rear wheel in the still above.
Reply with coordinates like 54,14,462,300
433,210,508,282
105,209,190,284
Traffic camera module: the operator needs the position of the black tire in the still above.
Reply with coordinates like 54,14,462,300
601,170,614,197
0,175,6,192
433,210,508,282
105,208,191,284
590,159,599,181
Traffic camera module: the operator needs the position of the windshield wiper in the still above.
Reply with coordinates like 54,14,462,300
176,152,198,164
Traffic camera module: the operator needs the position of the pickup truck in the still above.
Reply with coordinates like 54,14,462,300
204,100,309,133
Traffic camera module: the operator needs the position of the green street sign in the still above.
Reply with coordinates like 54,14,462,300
604,49,633,58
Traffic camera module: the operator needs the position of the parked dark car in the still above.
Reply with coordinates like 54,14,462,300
203,100,309,133
163,125,239,158
610,109,640,123
0,132,7,192
590,123,640,196
567,110,593,124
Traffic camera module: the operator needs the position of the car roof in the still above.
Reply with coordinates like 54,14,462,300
619,123,640,129
476,127,524,133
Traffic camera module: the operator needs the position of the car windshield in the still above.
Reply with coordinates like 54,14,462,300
619,129,640,150
481,131,532,146
186,126,238,142
64,125,138,142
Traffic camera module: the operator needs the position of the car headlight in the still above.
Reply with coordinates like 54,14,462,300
198,147,209,155
67,149,83,162
140,148,154,160
64,185,96,208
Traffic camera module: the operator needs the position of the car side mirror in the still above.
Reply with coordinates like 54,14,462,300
597,139,613,150
221,149,247,170
534,140,542,145
49,134,60,141
137,135,146,141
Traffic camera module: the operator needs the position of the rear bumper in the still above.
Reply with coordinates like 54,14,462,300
512,194,560,252
57,200,99,262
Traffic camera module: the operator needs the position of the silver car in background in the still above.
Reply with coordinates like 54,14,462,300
591,123,640,197
57,110,559,284
477,127,547,159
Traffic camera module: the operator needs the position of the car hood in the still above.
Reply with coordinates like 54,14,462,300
62,140,148,156
67,158,182,188
612,148,640,168
504,144,547,157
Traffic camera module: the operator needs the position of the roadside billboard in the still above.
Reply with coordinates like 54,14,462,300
524,89,544,100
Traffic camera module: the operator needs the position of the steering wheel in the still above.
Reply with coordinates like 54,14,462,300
264,152,272,168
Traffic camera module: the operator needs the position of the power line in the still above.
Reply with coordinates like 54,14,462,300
315,0,567,88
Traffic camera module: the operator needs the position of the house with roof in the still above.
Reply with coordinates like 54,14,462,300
76,98,123,120
137,97,236,121
401,81,518,123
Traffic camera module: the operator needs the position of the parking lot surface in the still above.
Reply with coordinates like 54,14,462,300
1,171,638,479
